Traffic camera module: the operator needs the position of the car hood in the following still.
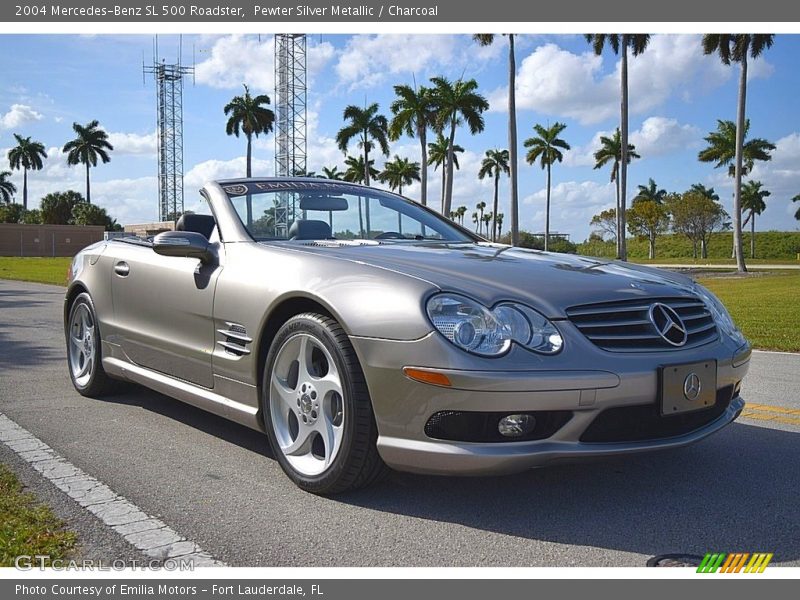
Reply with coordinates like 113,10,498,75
276,241,699,318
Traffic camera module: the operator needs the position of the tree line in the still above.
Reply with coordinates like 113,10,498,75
6,34,798,268
223,33,797,272
590,177,775,260
2,119,118,228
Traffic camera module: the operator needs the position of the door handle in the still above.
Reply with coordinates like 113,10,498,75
113,261,130,277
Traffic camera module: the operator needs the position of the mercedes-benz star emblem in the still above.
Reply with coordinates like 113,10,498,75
683,372,702,401
648,303,688,346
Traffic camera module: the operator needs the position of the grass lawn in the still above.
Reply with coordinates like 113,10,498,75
0,463,76,567
697,271,800,352
0,257,71,286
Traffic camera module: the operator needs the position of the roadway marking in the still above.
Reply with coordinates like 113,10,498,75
0,412,225,567
741,403,800,427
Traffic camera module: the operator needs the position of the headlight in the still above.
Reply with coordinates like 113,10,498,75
426,293,563,357
693,284,746,344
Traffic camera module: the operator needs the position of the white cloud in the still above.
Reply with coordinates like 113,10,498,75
522,180,616,238
195,35,334,91
564,116,700,168
747,56,775,81
629,117,701,157
489,43,607,123
91,177,159,224
492,35,737,125
1,104,43,129
183,156,274,191
107,131,157,156
334,34,460,90
563,131,607,168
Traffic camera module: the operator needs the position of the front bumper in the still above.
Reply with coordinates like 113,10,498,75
350,328,751,476
377,396,743,475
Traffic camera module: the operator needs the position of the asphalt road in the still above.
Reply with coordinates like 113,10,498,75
1,279,798,567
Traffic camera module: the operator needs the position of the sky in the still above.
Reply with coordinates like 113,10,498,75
0,33,798,241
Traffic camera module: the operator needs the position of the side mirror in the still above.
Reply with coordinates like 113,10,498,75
153,231,214,263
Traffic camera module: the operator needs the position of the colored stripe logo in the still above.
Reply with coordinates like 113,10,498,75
697,552,773,573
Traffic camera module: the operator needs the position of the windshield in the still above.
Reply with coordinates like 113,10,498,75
221,180,475,243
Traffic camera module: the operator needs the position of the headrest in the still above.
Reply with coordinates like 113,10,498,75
288,220,332,240
176,214,216,239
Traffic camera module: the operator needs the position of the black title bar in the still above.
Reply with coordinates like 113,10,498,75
3,0,800,22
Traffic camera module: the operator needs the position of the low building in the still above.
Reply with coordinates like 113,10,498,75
123,221,176,238
0,223,105,257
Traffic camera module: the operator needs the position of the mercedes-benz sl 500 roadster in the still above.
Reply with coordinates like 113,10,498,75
64,178,751,493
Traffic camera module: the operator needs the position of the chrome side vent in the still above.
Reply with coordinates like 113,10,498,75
217,322,252,357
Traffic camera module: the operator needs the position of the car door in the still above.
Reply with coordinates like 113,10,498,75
109,240,222,389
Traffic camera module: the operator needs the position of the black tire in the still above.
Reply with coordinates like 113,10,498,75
65,292,121,397
262,313,387,494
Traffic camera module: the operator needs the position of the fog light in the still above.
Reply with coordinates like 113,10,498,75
498,414,537,437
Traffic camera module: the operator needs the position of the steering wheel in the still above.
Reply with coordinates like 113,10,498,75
375,231,405,240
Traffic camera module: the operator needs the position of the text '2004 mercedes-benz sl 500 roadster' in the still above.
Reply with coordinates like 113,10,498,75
64,178,751,494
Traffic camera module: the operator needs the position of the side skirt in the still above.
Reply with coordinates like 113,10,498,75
103,353,264,433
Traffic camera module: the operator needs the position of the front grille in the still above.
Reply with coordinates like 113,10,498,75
580,385,735,443
425,410,572,443
566,296,718,352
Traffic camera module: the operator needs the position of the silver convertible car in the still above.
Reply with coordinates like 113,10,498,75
64,178,751,494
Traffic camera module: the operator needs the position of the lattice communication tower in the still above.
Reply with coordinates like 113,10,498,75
274,34,307,235
144,38,194,222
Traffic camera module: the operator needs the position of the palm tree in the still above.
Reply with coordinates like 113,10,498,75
224,84,275,177
793,194,800,221
741,180,770,258
0,171,17,203
593,129,640,258
224,84,275,224
428,134,464,211
585,34,651,261
62,120,113,205
343,155,378,184
698,118,774,260
430,76,489,216
8,134,47,210
321,166,344,180
474,34,519,245
456,205,467,225
495,213,504,239
698,120,774,176
343,155,379,237
380,156,421,196
483,212,493,237
475,201,487,236
524,122,570,251
336,102,389,186
471,211,479,233
634,178,667,205
478,149,510,242
689,183,720,201
702,34,775,272
389,84,434,206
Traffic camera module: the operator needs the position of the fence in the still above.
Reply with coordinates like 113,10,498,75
0,223,106,257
